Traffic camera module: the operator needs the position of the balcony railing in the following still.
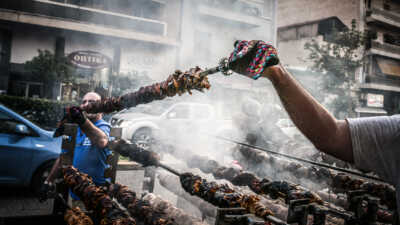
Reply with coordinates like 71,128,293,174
0,0,168,36
368,41,400,60
366,7,400,28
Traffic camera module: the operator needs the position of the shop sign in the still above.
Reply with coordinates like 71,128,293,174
367,93,384,108
68,51,111,69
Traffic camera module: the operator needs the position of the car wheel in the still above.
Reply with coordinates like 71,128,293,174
132,128,154,150
31,161,54,196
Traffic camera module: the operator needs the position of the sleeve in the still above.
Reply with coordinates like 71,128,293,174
97,123,112,155
97,124,111,138
346,115,400,183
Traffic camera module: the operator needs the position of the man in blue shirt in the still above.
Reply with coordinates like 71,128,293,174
41,92,111,208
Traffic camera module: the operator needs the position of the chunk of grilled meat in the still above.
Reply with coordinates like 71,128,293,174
64,207,94,225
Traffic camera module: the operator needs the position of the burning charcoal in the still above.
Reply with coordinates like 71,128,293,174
64,207,94,225
84,67,210,114
63,166,136,225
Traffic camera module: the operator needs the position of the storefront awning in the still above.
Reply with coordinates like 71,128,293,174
377,57,400,77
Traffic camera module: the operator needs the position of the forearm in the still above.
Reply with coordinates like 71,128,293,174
264,65,353,162
46,158,61,183
80,120,109,148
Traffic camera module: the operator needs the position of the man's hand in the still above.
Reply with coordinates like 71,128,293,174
37,181,56,202
228,40,279,80
66,106,87,126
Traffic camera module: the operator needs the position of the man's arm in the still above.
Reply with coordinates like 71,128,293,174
80,119,109,148
263,65,354,163
45,157,61,183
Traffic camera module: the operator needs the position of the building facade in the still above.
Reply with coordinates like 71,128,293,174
277,0,400,117
0,0,277,101
0,0,180,100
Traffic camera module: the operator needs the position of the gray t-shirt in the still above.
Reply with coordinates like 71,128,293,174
347,115,400,216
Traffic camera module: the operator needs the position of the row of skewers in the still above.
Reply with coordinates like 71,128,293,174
108,139,288,225
108,139,397,224
232,144,397,210
63,165,207,225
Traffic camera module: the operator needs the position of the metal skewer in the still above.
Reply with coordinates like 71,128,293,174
157,162,181,177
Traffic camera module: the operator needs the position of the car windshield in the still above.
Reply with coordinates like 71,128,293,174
125,101,173,116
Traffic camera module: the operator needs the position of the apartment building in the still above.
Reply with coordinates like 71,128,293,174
0,0,181,100
277,0,400,117
178,0,277,105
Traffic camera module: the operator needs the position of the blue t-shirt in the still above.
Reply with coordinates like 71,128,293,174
69,119,111,199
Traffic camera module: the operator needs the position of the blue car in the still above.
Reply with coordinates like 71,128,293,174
0,104,61,194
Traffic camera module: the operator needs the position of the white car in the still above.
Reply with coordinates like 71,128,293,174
110,101,236,149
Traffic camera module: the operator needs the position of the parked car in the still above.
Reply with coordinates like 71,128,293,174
0,104,62,194
110,101,237,149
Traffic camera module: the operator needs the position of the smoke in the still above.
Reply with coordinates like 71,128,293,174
77,0,346,210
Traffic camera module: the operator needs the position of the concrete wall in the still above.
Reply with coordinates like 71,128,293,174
179,0,276,69
120,42,177,82
277,0,361,28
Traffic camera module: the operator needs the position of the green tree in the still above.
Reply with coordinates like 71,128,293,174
304,20,365,118
25,50,75,98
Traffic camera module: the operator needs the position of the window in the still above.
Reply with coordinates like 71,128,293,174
192,105,211,120
383,0,391,10
0,111,18,134
167,105,189,119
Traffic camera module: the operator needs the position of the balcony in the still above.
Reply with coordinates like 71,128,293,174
365,7,400,30
367,41,400,60
0,0,178,46
358,82,400,93
197,0,270,27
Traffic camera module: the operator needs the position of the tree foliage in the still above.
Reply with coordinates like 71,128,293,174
304,20,365,118
111,71,154,96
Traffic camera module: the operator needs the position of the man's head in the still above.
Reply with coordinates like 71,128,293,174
80,92,102,121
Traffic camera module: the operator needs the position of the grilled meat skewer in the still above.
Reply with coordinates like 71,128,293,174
104,183,177,225
63,166,136,225
64,207,94,225
83,67,210,114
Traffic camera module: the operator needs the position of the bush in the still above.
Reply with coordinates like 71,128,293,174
0,95,76,130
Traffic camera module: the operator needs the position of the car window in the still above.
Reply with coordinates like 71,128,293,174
0,111,18,134
127,101,173,116
0,110,36,136
167,105,189,119
192,105,211,120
